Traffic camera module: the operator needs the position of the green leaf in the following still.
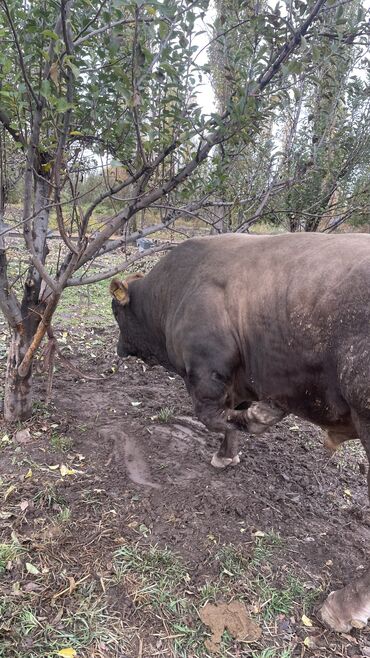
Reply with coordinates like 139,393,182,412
65,58,80,79
40,79,52,100
42,29,59,40
55,98,74,113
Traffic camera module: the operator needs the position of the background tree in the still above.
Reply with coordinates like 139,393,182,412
206,0,370,232
0,0,338,421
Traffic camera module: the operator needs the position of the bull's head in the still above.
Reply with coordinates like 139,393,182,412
110,272,144,357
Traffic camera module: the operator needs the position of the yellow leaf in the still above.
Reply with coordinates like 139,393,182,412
25,469,33,479
69,130,83,136
303,636,316,648
60,464,75,477
50,61,59,85
301,614,313,627
57,649,77,658
344,488,352,497
41,161,53,173
49,464,60,470
4,484,15,500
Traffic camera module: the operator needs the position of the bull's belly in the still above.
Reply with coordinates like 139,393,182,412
243,369,351,428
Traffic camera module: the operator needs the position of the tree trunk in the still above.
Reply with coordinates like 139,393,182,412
4,327,32,422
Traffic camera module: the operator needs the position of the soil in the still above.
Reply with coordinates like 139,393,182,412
1,325,370,657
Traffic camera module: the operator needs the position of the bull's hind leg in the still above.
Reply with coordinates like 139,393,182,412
320,410,370,632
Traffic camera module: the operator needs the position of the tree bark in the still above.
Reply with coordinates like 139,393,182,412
4,327,32,421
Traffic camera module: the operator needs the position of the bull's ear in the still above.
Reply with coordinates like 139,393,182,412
110,278,129,305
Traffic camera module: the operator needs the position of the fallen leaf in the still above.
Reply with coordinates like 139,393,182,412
128,521,138,528
12,581,21,595
20,500,29,511
303,636,316,648
48,464,60,470
60,464,76,477
11,531,20,544
4,484,15,501
253,530,265,538
1,434,11,444
68,576,76,594
344,488,352,497
24,469,33,479
301,614,313,627
24,582,43,593
15,428,31,444
130,401,142,407
26,562,40,575
57,649,77,658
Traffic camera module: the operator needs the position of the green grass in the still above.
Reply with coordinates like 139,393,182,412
157,406,175,423
57,506,71,524
114,542,188,603
54,278,116,328
50,431,73,452
253,574,307,619
216,543,250,578
254,650,293,658
0,542,24,574
0,594,133,658
250,532,284,567
33,484,66,509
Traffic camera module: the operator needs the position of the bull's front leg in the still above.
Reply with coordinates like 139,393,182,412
227,401,285,434
211,428,241,469
320,568,370,632
193,404,240,469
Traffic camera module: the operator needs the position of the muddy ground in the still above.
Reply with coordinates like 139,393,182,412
1,324,370,658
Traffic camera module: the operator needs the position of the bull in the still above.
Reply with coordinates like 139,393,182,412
110,233,370,633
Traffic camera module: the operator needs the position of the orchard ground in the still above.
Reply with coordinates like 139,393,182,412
0,233,369,658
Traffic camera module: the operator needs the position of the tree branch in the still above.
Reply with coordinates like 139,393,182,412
66,244,173,286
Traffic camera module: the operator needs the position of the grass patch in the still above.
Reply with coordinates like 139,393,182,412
50,431,73,452
0,542,24,574
114,543,212,656
0,594,133,658
157,406,175,423
33,484,66,509
114,542,188,605
254,650,293,658
250,532,284,568
253,573,307,619
216,543,250,578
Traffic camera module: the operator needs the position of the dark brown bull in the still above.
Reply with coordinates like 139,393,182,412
110,233,370,633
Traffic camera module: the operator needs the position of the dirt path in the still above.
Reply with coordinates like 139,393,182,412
1,327,370,657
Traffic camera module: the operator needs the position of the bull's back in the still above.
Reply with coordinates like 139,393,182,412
145,233,370,424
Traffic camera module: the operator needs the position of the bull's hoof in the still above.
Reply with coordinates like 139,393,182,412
320,589,370,633
211,453,233,469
